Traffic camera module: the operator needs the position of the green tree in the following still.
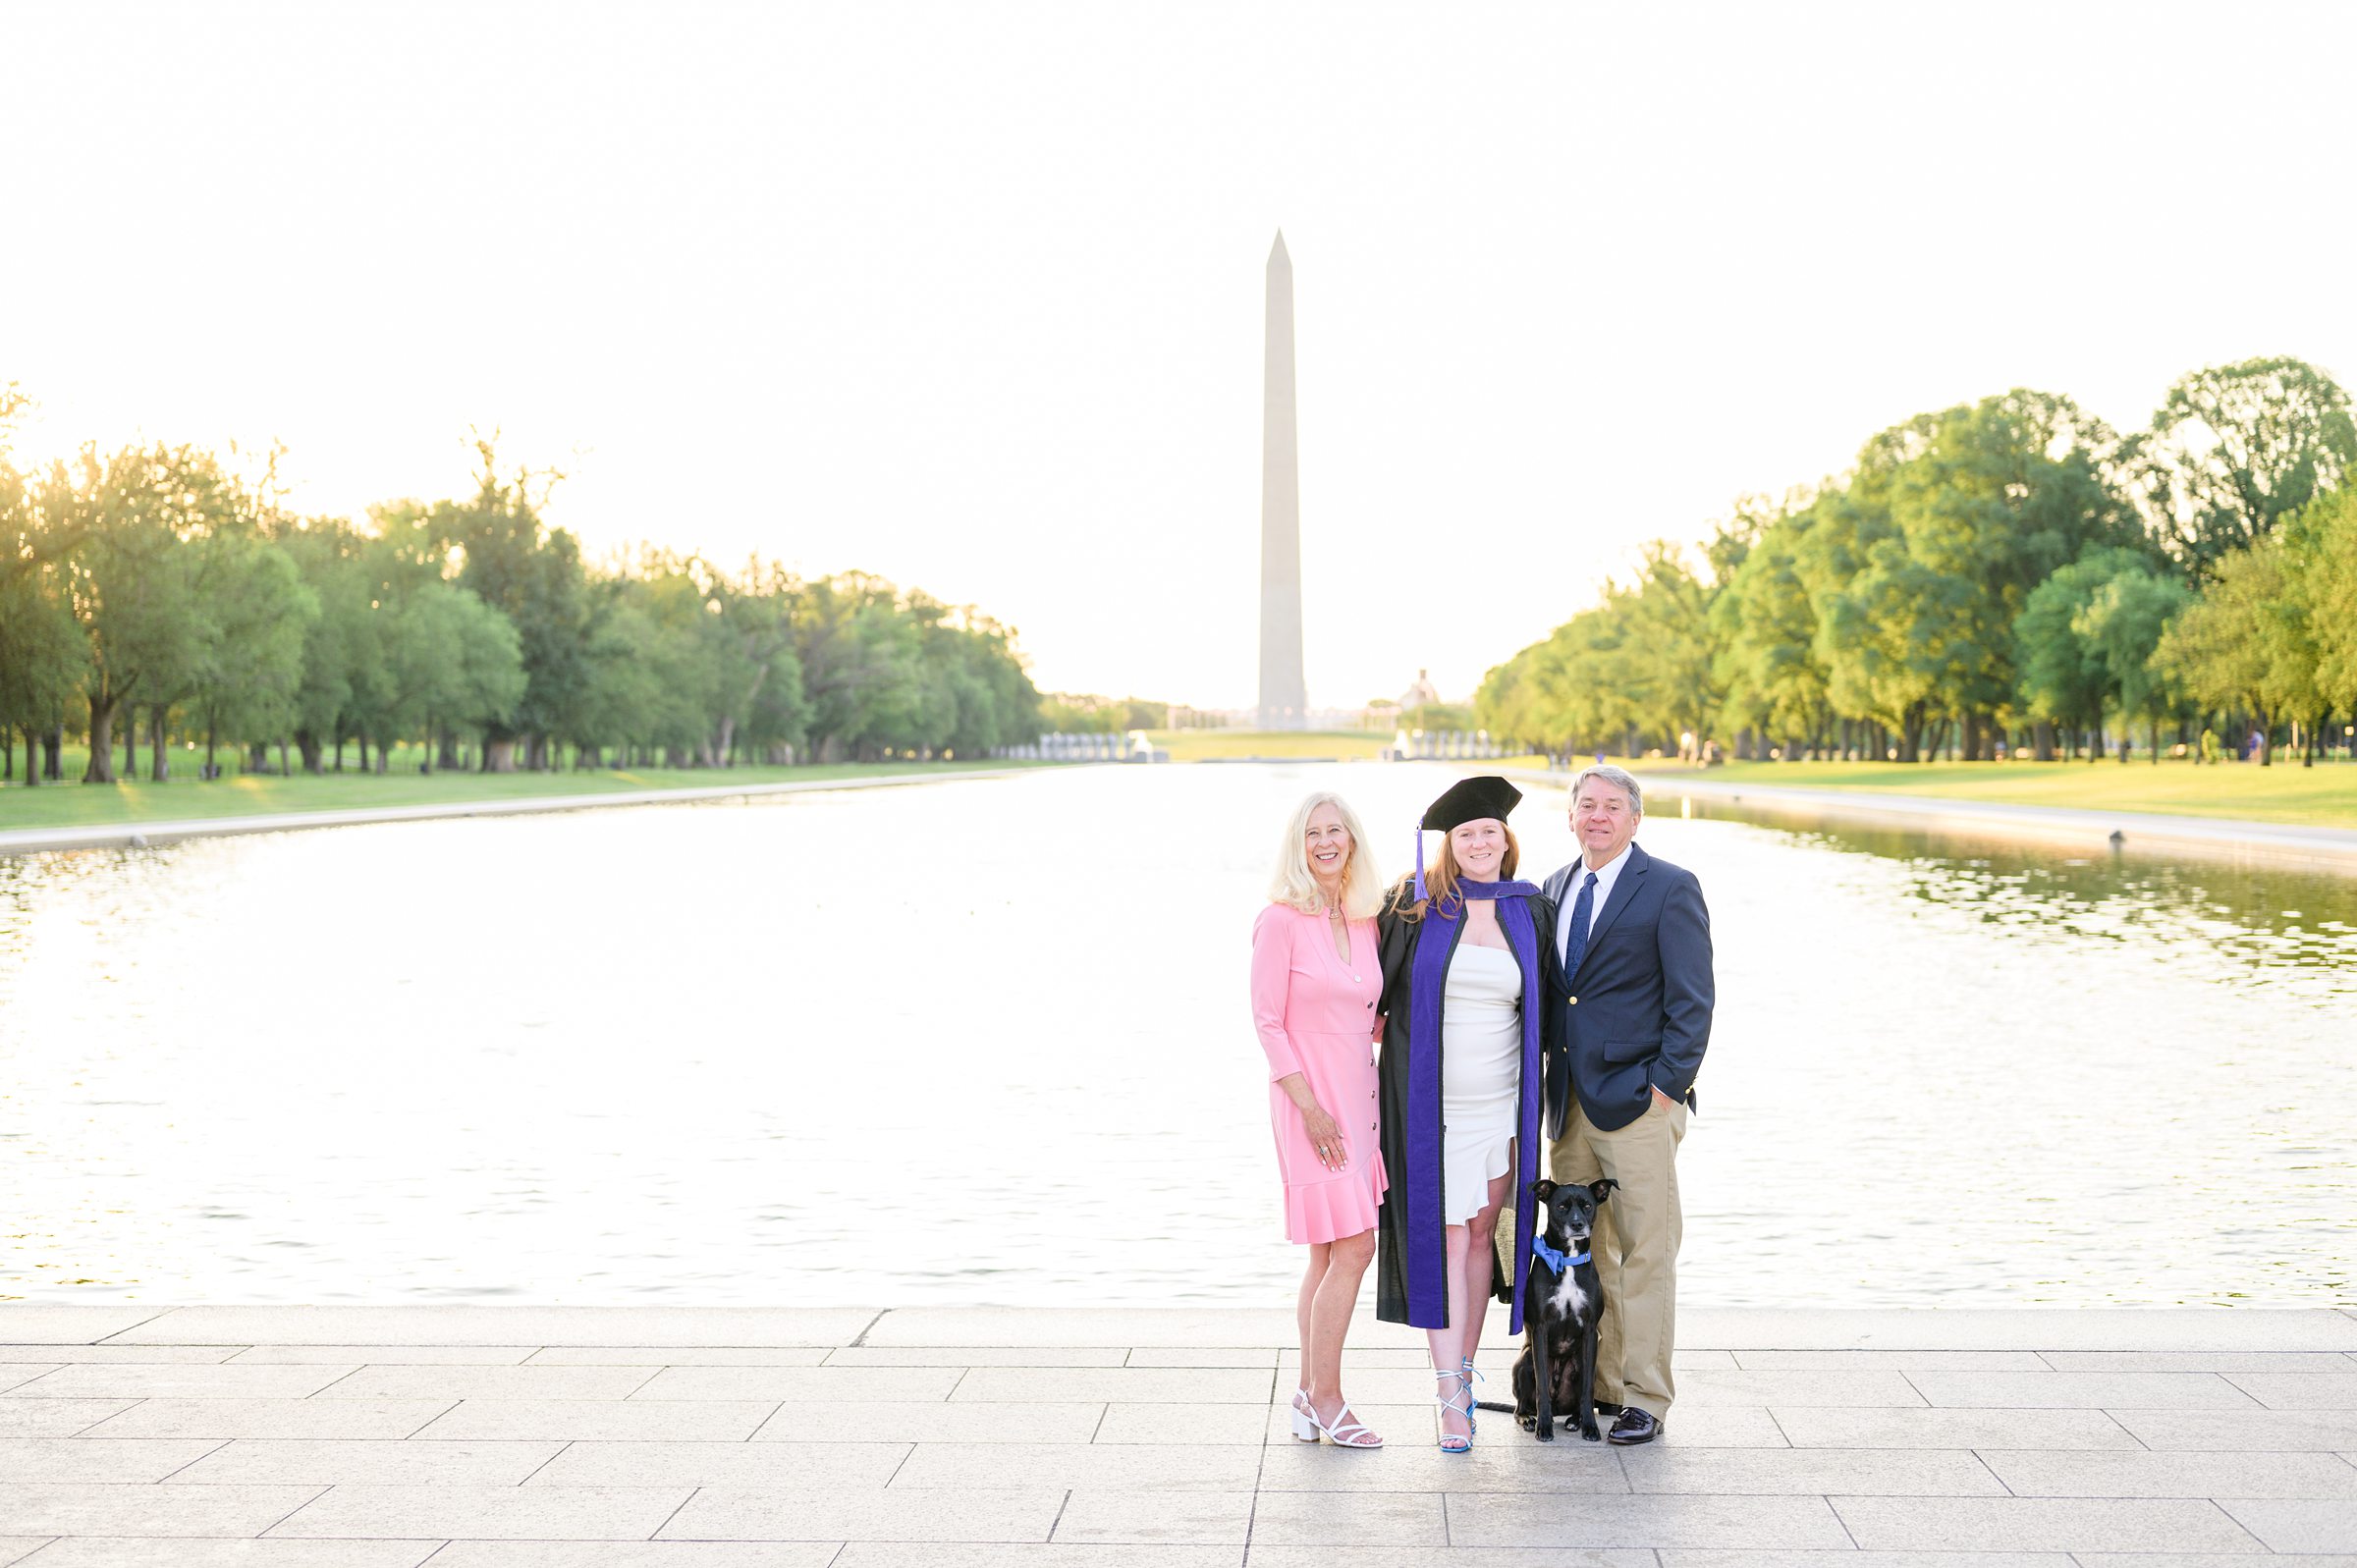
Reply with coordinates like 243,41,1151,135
2144,355,2355,576
2299,488,2357,756
186,529,317,776
0,454,88,783
2152,536,2314,765
2074,567,2194,764
51,444,236,783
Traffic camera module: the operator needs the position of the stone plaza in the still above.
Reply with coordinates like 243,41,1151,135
0,1305,2349,1563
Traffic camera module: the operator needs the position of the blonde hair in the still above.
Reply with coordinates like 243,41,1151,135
1391,823,1521,923
1268,791,1386,920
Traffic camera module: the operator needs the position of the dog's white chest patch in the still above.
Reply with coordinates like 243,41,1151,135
1548,1270,1589,1325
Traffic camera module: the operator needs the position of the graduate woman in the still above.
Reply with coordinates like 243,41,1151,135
1374,776,1559,1452
1250,791,1389,1449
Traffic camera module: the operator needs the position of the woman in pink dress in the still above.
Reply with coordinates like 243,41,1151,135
1250,789,1388,1449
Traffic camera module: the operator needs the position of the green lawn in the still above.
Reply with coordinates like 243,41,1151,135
0,743,1048,833
1145,729,1390,761
1630,755,2357,830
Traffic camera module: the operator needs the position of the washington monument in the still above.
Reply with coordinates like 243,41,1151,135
1258,231,1307,730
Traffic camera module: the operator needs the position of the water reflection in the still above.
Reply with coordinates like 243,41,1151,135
1,766,2350,1308
1682,799,2357,995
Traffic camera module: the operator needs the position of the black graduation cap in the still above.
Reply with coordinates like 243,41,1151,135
1414,775,1521,898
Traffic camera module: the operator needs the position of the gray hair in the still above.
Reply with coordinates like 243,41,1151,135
1568,764,1643,816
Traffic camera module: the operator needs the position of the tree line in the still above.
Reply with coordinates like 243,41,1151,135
0,412,1042,785
1477,356,2357,767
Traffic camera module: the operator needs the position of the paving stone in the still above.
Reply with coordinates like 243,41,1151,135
11,1541,440,1566
0,1483,324,1537
2226,1373,2357,1410
322,1366,662,1401
827,1347,1126,1368
752,1400,1102,1444
1247,1488,1444,1546
0,1403,137,1438
539,1349,833,1368
1732,1350,2047,1371
2074,1546,2357,1555
1251,1551,1657,1568
865,1309,1303,1348
171,1437,567,1486
528,1439,910,1488
1659,1546,2064,1555
0,1371,61,1395
1679,1309,2357,1352
2042,1350,2357,1373
2111,1408,2357,1449
662,1486,1063,1541
1830,1497,2261,1552
0,1308,169,1345
267,1483,691,1540
840,1548,1240,1568
1906,1372,2260,1410
1446,1492,1853,1548
1981,1448,2357,1498
1096,1403,1269,1445
2,1364,360,1400
231,1344,538,1365
630,1367,959,1403
0,1438,221,1483
1618,1446,2007,1495
107,1308,880,1348
1050,1488,1257,1545
954,1369,1274,1405
892,1441,1254,1492
1252,1402,1424,1447
1257,1436,1624,1492
79,1399,456,1439
1664,1370,1927,1407
2215,1497,2357,1552
417,1400,777,1442
0,1541,39,1568
431,1546,840,1567
1769,1406,2139,1449
0,1346,240,1365
1124,1349,1277,1369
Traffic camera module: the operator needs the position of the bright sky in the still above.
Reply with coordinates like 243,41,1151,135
6,2,2353,710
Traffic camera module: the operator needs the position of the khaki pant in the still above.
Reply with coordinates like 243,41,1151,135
1549,1095,1686,1419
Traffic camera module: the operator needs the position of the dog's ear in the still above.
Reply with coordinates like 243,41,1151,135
1589,1177,1619,1202
1532,1179,1557,1203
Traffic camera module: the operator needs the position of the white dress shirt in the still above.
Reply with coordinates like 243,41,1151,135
1559,841,1634,969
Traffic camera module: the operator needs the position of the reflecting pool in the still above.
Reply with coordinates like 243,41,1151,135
1,763,2349,1306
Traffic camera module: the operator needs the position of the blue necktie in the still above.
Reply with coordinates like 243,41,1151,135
1562,870,1599,977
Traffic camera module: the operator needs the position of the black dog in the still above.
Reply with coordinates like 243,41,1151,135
1478,1177,1616,1441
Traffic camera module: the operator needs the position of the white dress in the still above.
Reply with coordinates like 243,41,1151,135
1440,942,1522,1225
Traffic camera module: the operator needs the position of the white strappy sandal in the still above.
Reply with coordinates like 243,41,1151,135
1291,1388,1383,1448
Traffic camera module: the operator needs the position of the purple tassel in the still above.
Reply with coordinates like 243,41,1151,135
1412,830,1426,902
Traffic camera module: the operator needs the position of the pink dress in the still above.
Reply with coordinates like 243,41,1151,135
1250,903,1390,1243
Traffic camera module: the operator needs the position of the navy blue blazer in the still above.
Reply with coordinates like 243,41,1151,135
1540,841,1715,1136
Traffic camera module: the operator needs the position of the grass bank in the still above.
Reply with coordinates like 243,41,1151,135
0,743,1052,833
1621,755,2357,831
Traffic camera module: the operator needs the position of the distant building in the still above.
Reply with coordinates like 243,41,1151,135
1398,668,1442,711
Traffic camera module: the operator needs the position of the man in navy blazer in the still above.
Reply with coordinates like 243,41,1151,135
1541,764,1713,1444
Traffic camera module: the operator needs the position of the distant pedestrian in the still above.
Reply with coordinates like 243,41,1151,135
1250,791,1388,1448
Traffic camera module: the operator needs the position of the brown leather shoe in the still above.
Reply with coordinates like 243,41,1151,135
1606,1407,1662,1445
